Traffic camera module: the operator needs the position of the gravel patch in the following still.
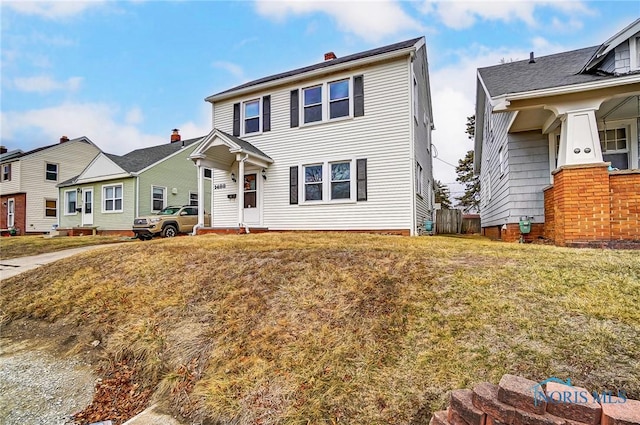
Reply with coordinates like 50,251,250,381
0,338,96,425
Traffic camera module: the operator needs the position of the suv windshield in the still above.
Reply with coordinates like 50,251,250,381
157,207,181,215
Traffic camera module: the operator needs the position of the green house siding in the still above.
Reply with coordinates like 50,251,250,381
137,145,211,215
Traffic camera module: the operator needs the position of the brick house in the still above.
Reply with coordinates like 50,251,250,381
474,19,640,246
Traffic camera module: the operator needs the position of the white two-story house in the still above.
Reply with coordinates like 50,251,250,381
0,137,101,235
190,37,435,236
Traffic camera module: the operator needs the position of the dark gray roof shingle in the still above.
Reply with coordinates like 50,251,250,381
478,46,615,98
217,130,273,161
106,137,204,173
209,37,422,99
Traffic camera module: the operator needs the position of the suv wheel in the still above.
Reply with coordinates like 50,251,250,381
162,224,178,238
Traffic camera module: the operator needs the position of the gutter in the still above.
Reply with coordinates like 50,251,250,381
491,73,640,110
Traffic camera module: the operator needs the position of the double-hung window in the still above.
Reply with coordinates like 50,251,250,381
152,186,165,211
329,79,349,119
330,161,351,199
244,99,260,134
2,164,11,181
46,162,58,181
304,164,323,201
189,192,198,206
65,190,77,215
599,127,629,169
45,199,57,218
303,86,323,124
104,184,123,212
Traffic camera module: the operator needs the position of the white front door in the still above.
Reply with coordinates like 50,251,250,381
7,198,15,228
243,172,260,225
82,188,94,226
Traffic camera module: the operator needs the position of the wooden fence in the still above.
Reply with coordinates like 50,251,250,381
435,209,462,234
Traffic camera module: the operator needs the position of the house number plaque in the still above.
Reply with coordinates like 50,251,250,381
214,184,226,190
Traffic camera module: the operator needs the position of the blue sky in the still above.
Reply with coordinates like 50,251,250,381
1,1,638,198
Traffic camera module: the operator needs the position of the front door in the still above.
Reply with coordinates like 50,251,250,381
243,172,260,225
7,198,15,228
82,188,93,226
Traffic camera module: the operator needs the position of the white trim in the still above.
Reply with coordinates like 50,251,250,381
491,73,640,110
6,197,15,227
102,183,124,213
241,98,262,137
151,185,167,212
299,158,358,205
630,36,640,71
206,44,420,102
299,77,354,127
45,161,59,182
63,190,78,215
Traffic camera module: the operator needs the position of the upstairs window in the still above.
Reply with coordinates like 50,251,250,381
303,86,323,124
244,100,260,134
329,79,349,119
233,96,271,136
1,164,10,181
46,162,58,181
416,162,424,196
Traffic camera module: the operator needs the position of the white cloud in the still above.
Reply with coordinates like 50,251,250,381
421,0,594,30
125,107,144,125
254,0,423,42
212,61,245,80
2,0,107,20
1,102,164,155
12,75,83,93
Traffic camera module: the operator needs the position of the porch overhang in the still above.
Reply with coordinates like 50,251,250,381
189,128,274,170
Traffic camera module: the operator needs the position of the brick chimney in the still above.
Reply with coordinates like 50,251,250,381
324,52,337,61
170,128,181,143
0,146,7,154
60,136,70,143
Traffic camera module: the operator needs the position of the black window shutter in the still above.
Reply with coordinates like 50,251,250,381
289,166,298,204
354,75,364,117
232,103,240,136
356,159,367,201
262,95,271,132
290,89,299,128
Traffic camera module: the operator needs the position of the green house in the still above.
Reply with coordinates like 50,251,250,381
58,134,211,235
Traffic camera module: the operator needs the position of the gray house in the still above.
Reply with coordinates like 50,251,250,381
474,19,640,244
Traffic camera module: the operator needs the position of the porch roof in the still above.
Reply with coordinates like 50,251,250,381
190,129,273,170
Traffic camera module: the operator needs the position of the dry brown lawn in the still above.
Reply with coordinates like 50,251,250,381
1,233,638,425
0,235,132,260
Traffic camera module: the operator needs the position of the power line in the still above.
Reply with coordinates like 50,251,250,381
434,156,458,169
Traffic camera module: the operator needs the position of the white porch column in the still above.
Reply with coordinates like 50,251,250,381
196,160,205,227
237,155,246,227
557,108,604,167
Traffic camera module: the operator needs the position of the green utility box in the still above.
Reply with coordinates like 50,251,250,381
519,217,531,234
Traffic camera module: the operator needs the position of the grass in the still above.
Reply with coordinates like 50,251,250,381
1,233,639,424
0,235,133,260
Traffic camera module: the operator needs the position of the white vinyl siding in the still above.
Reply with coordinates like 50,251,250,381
212,58,416,231
3,140,99,232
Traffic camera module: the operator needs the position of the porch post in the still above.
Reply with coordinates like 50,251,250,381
237,155,245,227
557,108,604,167
196,160,205,227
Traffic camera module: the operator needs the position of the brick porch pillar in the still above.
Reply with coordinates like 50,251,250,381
551,163,611,246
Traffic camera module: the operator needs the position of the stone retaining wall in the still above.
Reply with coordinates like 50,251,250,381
430,374,639,425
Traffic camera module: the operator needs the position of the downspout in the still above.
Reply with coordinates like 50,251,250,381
237,154,250,233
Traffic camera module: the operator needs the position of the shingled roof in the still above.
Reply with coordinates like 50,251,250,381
209,37,423,99
478,46,614,98
106,137,203,173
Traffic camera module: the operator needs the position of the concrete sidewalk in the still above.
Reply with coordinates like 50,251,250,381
0,244,121,280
